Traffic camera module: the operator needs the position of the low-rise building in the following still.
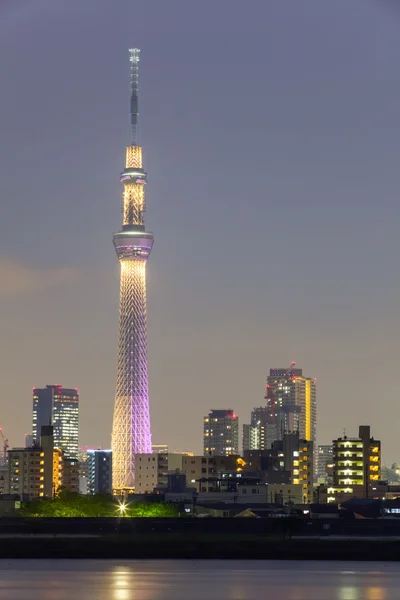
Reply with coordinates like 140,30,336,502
8,426,61,498
7,425,76,499
267,483,304,506
135,453,187,494
0,465,8,495
182,455,241,492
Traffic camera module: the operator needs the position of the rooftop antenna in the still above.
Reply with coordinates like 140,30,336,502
129,48,140,145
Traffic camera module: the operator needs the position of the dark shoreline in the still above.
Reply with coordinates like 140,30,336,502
2,536,400,561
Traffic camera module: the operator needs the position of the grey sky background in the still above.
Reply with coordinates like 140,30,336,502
0,0,399,460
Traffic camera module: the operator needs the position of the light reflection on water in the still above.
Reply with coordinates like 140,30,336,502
0,560,395,600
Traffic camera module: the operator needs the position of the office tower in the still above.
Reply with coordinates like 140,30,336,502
135,453,186,494
265,364,316,445
317,444,333,482
111,49,153,492
87,450,112,495
332,425,381,491
203,410,239,456
32,385,79,460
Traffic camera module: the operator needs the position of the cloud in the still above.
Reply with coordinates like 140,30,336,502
0,258,79,299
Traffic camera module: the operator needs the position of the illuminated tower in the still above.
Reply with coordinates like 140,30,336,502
111,49,153,491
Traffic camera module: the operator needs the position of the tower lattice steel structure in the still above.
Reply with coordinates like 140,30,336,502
111,49,153,491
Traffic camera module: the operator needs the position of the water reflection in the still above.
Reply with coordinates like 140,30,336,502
339,588,360,600
366,588,386,600
0,561,397,600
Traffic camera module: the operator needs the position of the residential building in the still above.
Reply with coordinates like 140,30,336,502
329,425,381,502
32,385,79,459
135,453,186,494
203,410,239,456
267,483,304,506
8,425,63,499
0,465,8,494
272,432,314,503
242,424,258,452
87,450,112,495
243,449,285,478
265,365,316,446
24,435,33,448
317,445,333,483
242,406,276,452
292,439,314,504
63,458,80,494
182,455,240,492
77,446,101,494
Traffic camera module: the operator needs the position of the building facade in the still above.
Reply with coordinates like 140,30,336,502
32,385,79,460
271,432,314,503
329,425,381,502
111,49,154,492
63,458,80,494
243,406,276,452
182,455,241,493
8,426,63,499
292,439,314,504
87,450,112,495
265,365,316,446
317,444,333,483
135,453,186,494
203,410,239,456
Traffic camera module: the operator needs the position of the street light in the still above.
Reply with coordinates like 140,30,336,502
118,502,127,515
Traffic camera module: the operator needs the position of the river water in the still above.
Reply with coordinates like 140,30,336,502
0,560,397,599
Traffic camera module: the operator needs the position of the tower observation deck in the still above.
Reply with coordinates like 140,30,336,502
111,49,153,491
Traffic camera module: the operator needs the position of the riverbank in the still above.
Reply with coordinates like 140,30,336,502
2,534,400,560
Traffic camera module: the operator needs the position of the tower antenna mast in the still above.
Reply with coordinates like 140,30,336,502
129,48,140,145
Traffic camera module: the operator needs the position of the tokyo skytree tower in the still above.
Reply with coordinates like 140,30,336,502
111,49,153,491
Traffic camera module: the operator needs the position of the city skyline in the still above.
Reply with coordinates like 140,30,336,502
1,1,400,462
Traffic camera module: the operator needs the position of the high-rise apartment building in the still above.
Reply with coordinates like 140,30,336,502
32,385,79,460
87,450,112,495
265,364,316,445
243,406,276,452
317,444,333,482
273,432,314,503
111,49,154,492
203,410,239,456
331,426,381,493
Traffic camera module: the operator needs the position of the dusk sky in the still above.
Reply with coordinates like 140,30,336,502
1,0,400,461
